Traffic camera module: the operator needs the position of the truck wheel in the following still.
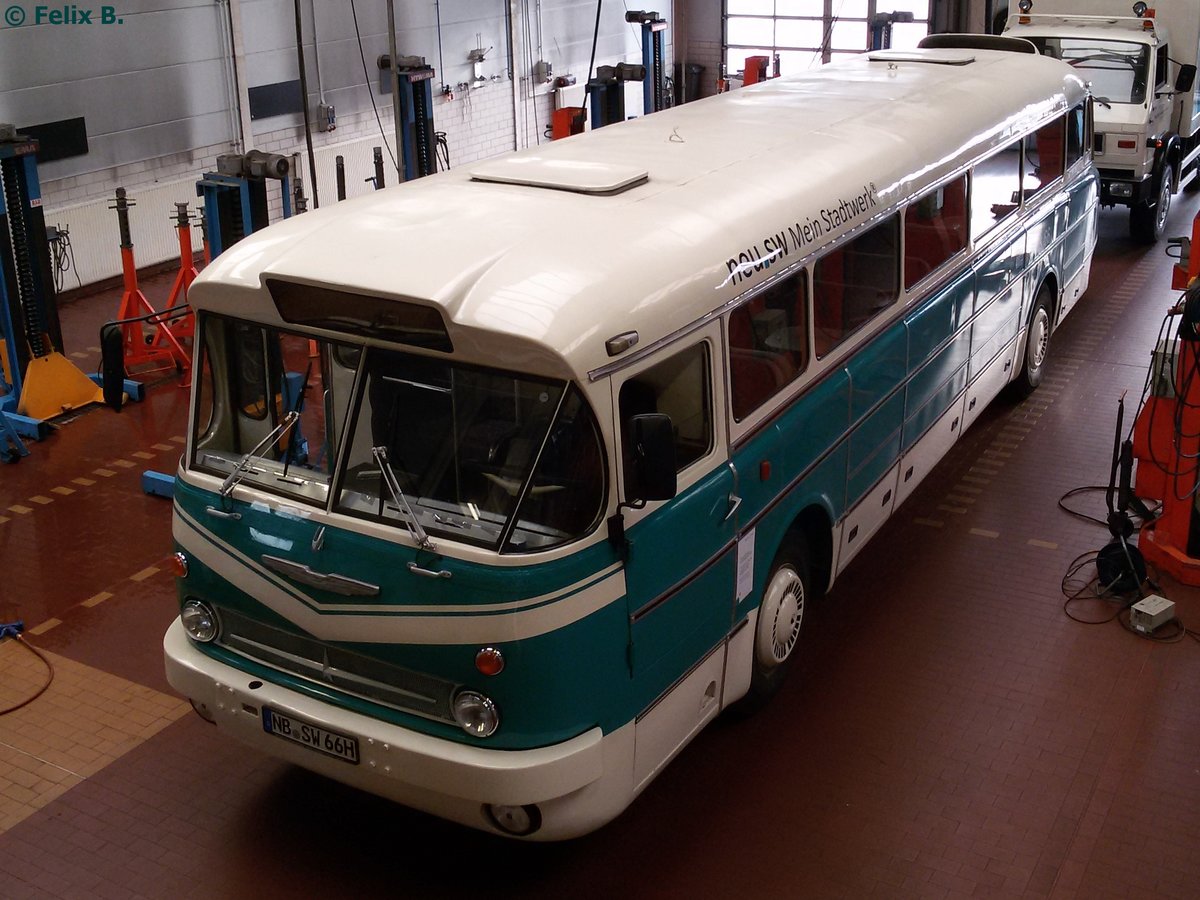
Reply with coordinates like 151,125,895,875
1011,286,1053,399
1130,171,1173,243
744,534,812,707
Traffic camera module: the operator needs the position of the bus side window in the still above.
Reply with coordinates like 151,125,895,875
1065,103,1087,168
1024,115,1065,199
619,343,712,488
813,214,899,357
903,176,967,291
970,139,1022,242
727,267,810,421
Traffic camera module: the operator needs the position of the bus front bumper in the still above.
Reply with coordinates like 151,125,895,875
163,618,633,839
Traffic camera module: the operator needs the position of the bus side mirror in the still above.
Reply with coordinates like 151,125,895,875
629,413,677,502
1177,65,1196,93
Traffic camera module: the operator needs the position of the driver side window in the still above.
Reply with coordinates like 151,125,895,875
619,343,713,489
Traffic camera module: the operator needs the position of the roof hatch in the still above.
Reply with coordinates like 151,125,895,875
470,157,648,194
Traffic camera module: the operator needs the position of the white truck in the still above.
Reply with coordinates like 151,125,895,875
1003,1,1200,242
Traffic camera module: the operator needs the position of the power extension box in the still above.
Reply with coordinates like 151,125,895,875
1130,594,1175,634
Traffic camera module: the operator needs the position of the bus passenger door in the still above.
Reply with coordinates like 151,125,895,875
610,323,737,789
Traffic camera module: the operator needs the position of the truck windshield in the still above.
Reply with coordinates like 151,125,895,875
334,347,606,552
1029,37,1151,104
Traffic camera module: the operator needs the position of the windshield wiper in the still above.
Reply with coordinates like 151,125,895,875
219,411,301,498
371,446,435,551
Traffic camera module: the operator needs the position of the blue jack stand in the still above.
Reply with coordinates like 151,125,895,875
141,469,175,498
1,405,27,461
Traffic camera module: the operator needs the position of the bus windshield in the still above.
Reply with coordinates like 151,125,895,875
335,348,605,552
1029,37,1150,104
191,316,606,553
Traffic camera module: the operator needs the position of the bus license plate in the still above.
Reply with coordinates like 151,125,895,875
262,708,360,764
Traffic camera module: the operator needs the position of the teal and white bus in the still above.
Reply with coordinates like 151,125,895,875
164,38,1097,840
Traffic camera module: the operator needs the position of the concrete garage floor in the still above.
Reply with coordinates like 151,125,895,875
1,192,1199,899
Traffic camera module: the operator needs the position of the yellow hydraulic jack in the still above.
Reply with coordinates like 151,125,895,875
0,125,101,440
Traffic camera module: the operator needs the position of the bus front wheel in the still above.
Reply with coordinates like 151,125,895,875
747,535,811,705
1012,288,1053,398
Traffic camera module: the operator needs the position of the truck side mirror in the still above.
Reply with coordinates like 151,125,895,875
1177,64,1196,93
628,413,677,502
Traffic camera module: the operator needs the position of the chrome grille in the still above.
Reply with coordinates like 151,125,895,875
214,606,458,724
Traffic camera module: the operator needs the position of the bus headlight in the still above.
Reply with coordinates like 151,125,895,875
180,599,219,643
453,690,499,737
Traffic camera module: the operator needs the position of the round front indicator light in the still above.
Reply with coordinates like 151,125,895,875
180,599,218,643
453,691,500,738
168,552,189,578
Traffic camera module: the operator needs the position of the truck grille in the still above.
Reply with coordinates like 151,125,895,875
214,606,458,724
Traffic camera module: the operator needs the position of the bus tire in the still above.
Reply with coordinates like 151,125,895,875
1130,170,1172,244
1011,287,1053,398
746,535,812,706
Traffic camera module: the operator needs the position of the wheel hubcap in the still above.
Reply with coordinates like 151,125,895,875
1157,179,1171,231
1029,308,1050,371
756,565,805,667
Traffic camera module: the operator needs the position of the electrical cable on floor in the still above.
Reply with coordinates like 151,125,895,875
0,632,55,716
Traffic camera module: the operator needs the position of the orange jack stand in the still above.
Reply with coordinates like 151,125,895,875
110,188,189,375
154,202,199,344
1134,335,1200,584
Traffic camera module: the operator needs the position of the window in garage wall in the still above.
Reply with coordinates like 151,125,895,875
724,0,931,77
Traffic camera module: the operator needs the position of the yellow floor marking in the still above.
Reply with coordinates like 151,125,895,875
151,443,174,452
108,459,136,469
970,528,1000,538
937,504,967,514
28,496,53,506
913,518,944,528
1028,539,1059,550
92,468,116,477
170,435,186,444
69,351,88,360
8,505,32,515
130,566,159,582
946,494,976,505
50,486,75,497
0,516,8,525
26,619,61,635
81,592,114,608
955,485,983,495
131,451,154,460
86,346,100,353
0,642,188,836
961,475,990,485
983,449,1012,459
71,477,96,487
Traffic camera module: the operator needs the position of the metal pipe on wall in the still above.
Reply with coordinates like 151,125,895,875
387,0,403,181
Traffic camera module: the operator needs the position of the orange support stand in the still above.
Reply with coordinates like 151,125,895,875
110,188,189,375
155,202,199,343
1134,329,1200,584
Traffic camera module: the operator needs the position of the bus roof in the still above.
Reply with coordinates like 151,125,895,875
192,47,1088,382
